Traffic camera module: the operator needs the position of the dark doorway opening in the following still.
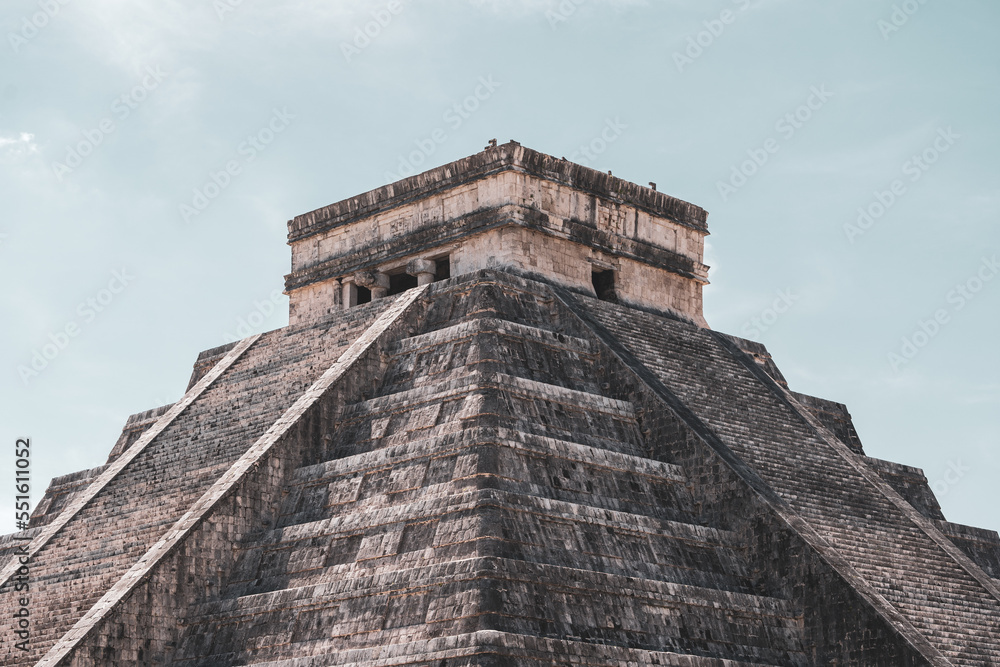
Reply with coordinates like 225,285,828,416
435,257,451,281
592,269,617,302
388,272,418,296
357,286,372,305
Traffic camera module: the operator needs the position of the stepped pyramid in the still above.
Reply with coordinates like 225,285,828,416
3,141,1000,666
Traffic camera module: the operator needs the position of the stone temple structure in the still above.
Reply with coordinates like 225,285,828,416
3,141,1000,666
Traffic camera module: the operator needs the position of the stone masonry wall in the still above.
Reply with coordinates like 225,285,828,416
60,290,430,665
555,289,934,664
575,292,1000,664
454,226,706,326
285,143,710,327
8,267,999,665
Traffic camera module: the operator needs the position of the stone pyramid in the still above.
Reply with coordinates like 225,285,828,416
3,142,1000,666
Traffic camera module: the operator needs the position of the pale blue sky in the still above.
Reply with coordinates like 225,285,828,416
1,0,997,535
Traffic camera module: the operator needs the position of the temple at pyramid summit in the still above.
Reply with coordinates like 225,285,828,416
4,140,1000,666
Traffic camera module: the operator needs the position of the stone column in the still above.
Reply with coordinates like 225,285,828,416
341,276,357,309
406,258,437,286
332,278,343,310
355,270,390,299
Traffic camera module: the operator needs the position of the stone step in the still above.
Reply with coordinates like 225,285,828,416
178,557,805,666
579,295,1000,660
225,539,754,605
0,302,398,665
340,372,634,422
297,426,686,488
177,631,808,667
280,426,692,529
232,486,743,575
389,316,594,357
217,628,806,667
181,635,811,667
333,370,643,460
225,490,753,598
379,315,606,397
416,276,573,341
27,463,111,529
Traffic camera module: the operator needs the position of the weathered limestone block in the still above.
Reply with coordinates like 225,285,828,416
354,269,390,299
284,142,710,327
342,274,357,309
406,258,437,285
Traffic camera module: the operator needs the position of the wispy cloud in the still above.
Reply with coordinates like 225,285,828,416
63,0,359,72
0,132,39,159
954,383,1000,406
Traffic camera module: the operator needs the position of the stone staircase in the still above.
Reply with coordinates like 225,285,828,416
0,300,396,666
577,294,1000,666
12,271,994,664
173,277,809,666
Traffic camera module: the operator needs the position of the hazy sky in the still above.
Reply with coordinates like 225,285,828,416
1,0,997,536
